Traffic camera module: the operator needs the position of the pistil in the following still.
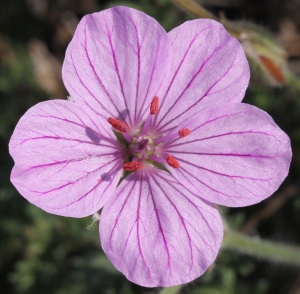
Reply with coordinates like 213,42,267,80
107,97,187,172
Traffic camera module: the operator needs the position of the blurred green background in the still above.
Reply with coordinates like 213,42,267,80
1,0,300,293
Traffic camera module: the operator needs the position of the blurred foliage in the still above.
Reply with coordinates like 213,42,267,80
1,0,300,293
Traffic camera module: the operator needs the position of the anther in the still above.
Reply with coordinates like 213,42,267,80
166,155,180,168
108,117,130,133
178,128,191,138
150,96,159,115
123,161,144,171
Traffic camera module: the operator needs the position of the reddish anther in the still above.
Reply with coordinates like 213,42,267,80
123,161,144,171
178,128,191,138
150,96,159,115
108,117,130,133
166,155,180,168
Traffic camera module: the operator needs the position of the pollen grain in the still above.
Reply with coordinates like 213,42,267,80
108,117,130,133
150,96,159,115
166,155,180,168
123,161,144,171
178,128,191,138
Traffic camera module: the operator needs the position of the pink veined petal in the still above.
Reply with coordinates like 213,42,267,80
9,100,123,217
62,6,170,130
152,19,250,134
166,103,292,207
100,168,223,287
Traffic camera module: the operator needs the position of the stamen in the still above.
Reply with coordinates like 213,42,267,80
108,117,129,133
129,148,140,155
178,128,191,138
123,161,144,171
149,155,165,164
154,133,176,144
122,133,132,143
154,127,191,144
150,96,159,115
166,155,180,168
142,115,151,135
142,97,159,135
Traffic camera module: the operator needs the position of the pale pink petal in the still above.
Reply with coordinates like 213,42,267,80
100,168,223,287
9,100,123,217
152,19,249,134
166,103,292,207
62,6,170,129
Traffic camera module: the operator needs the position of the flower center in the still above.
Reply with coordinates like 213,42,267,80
107,96,190,172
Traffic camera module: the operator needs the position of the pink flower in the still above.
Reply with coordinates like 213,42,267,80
9,6,291,287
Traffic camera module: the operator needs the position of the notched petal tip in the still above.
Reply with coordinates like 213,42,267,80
100,171,223,287
9,100,123,217
154,18,250,133
166,103,292,207
62,6,170,126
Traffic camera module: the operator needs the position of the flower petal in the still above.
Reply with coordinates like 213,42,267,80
153,19,249,133
100,169,223,287
62,6,170,129
166,103,292,207
9,100,123,217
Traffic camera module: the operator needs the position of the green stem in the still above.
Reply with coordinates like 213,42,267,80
158,285,182,294
223,230,300,266
286,72,300,94
170,0,218,20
